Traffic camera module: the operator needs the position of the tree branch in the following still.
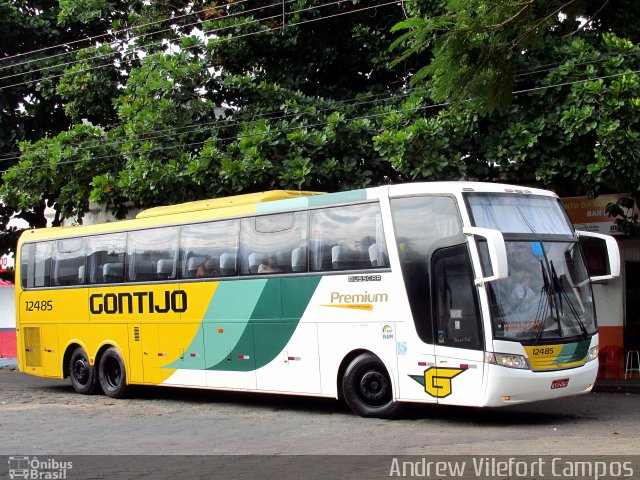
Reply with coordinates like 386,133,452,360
511,0,577,48
565,0,610,37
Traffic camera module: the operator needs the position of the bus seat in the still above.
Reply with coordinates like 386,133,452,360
368,243,388,268
130,260,155,282
53,264,80,286
332,246,358,270
291,247,307,272
248,253,267,274
103,262,124,283
157,259,175,279
276,250,292,272
220,252,237,276
185,256,207,278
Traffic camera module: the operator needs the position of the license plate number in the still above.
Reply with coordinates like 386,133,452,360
551,378,569,389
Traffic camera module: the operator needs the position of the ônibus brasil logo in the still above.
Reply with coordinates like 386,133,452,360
8,456,72,479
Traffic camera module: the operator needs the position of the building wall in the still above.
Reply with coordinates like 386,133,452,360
592,239,640,378
0,286,16,357
59,201,139,226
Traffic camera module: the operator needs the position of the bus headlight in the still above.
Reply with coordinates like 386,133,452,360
587,345,598,362
486,352,530,369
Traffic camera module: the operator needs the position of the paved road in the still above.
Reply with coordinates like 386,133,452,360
1,368,639,456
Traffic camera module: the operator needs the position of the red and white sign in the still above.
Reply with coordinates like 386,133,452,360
0,254,14,273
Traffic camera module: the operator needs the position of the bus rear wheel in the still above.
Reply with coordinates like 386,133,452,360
69,347,98,395
98,347,129,398
341,353,403,418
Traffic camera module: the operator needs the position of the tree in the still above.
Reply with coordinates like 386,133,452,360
4,0,640,258
0,0,135,253
2,0,413,234
389,0,640,234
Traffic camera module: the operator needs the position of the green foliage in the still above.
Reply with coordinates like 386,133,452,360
56,45,122,124
1,123,121,225
606,196,640,237
391,0,590,113
4,0,640,257
57,0,120,26
0,267,15,283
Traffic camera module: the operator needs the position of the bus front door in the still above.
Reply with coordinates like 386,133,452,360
431,244,485,406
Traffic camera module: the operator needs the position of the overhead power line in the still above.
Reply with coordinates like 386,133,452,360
0,0,253,70
0,0,297,84
0,0,398,89
0,86,428,163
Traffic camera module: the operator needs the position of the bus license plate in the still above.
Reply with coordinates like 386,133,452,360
551,378,569,389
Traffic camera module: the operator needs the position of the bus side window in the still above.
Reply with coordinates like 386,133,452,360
33,241,53,288
309,203,388,272
432,244,483,350
20,243,34,289
127,227,179,282
86,233,126,284
52,238,86,287
239,212,307,275
390,195,464,345
179,219,239,279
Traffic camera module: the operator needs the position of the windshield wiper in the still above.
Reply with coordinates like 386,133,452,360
533,260,552,344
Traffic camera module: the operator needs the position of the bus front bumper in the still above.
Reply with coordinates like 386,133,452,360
482,359,598,406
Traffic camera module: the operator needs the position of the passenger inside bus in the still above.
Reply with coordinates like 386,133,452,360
258,256,282,274
196,258,218,278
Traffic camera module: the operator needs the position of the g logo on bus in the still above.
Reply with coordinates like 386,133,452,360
409,367,465,398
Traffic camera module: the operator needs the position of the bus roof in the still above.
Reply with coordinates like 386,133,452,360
17,182,557,244
136,190,324,219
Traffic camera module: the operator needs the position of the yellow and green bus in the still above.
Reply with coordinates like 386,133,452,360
15,182,620,417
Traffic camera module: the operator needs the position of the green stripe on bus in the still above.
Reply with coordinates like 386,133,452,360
255,190,368,214
306,190,367,207
206,276,321,371
554,340,590,365
166,277,321,372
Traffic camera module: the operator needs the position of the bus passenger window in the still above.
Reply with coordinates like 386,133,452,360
20,243,34,289
86,233,126,284
180,219,239,279
127,227,178,282
239,212,307,275
34,242,53,288
309,203,388,272
52,238,86,287
390,195,464,345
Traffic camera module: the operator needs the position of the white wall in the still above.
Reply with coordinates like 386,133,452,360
0,287,16,329
593,239,640,328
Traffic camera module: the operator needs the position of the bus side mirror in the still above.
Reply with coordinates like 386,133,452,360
575,230,621,282
463,227,508,285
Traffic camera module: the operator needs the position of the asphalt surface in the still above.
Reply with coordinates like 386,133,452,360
1,368,639,456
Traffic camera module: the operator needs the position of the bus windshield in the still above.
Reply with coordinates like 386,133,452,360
484,241,596,343
466,192,595,343
466,192,572,235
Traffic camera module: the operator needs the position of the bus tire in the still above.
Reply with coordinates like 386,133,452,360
98,347,128,398
69,347,98,395
341,352,403,418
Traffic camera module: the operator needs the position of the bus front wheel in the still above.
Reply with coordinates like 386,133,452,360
98,347,129,398
341,353,403,418
69,347,98,395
